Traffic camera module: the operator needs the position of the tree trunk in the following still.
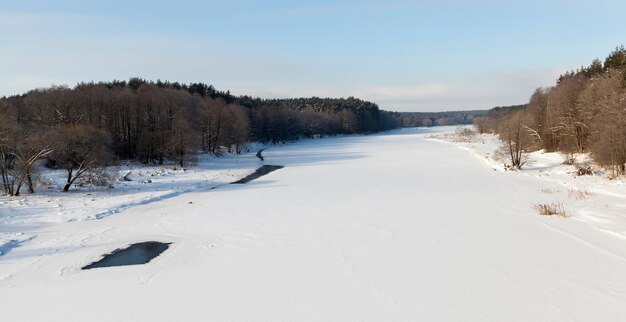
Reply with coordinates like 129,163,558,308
64,168,74,192
27,173,35,193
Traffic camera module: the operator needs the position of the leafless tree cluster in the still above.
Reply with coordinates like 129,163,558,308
476,46,626,174
0,79,401,194
0,101,53,195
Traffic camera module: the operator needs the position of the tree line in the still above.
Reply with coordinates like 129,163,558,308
474,46,626,174
397,110,486,127
0,78,402,195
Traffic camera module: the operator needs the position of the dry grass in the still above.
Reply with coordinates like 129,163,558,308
540,188,558,194
533,202,568,217
452,127,480,143
455,127,476,137
567,187,595,200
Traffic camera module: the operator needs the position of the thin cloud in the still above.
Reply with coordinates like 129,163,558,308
357,84,449,100
281,1,424,15
0,12,106,30
0,4,600,111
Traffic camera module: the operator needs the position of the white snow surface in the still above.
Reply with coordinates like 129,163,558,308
2,126,626,321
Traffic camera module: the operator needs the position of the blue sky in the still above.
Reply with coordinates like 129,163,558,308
1,0,625,111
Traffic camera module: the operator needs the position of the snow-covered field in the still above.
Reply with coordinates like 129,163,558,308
2,126,626,321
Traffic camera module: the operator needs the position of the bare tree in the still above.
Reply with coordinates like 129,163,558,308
0,106,52,196
547,75,588,158
584,71,626,175
220,105,250,154
497,112,534,170
44,125,114,192
203,98,226,153
166,109,198,167
524,88,549,147
0,106,20,195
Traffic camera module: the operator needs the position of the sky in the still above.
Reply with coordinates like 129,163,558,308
1,0,625,112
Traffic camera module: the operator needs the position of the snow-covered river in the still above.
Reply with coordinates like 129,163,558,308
2,127,626,321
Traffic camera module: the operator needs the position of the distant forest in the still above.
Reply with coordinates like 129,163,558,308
397,110,486,127
0,79,402,194
0,76,488,195
475,46,626,175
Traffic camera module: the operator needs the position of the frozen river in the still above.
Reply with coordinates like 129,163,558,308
2,127,626,321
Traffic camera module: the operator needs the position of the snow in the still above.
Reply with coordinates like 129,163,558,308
2,126,626,321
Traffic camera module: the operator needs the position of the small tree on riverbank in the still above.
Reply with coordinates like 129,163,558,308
497,112,533,170
45,125,114,192
0,106,52,196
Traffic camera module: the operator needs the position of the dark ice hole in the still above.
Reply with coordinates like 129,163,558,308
231,165,284,184
82,241,170,270
256,149,265,161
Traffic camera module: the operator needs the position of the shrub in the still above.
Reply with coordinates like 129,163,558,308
533,202,567,217
567,188,594,200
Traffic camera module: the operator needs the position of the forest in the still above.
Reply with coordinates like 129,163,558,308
474,46,626,175
0,79,406,195
397,110,485,127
